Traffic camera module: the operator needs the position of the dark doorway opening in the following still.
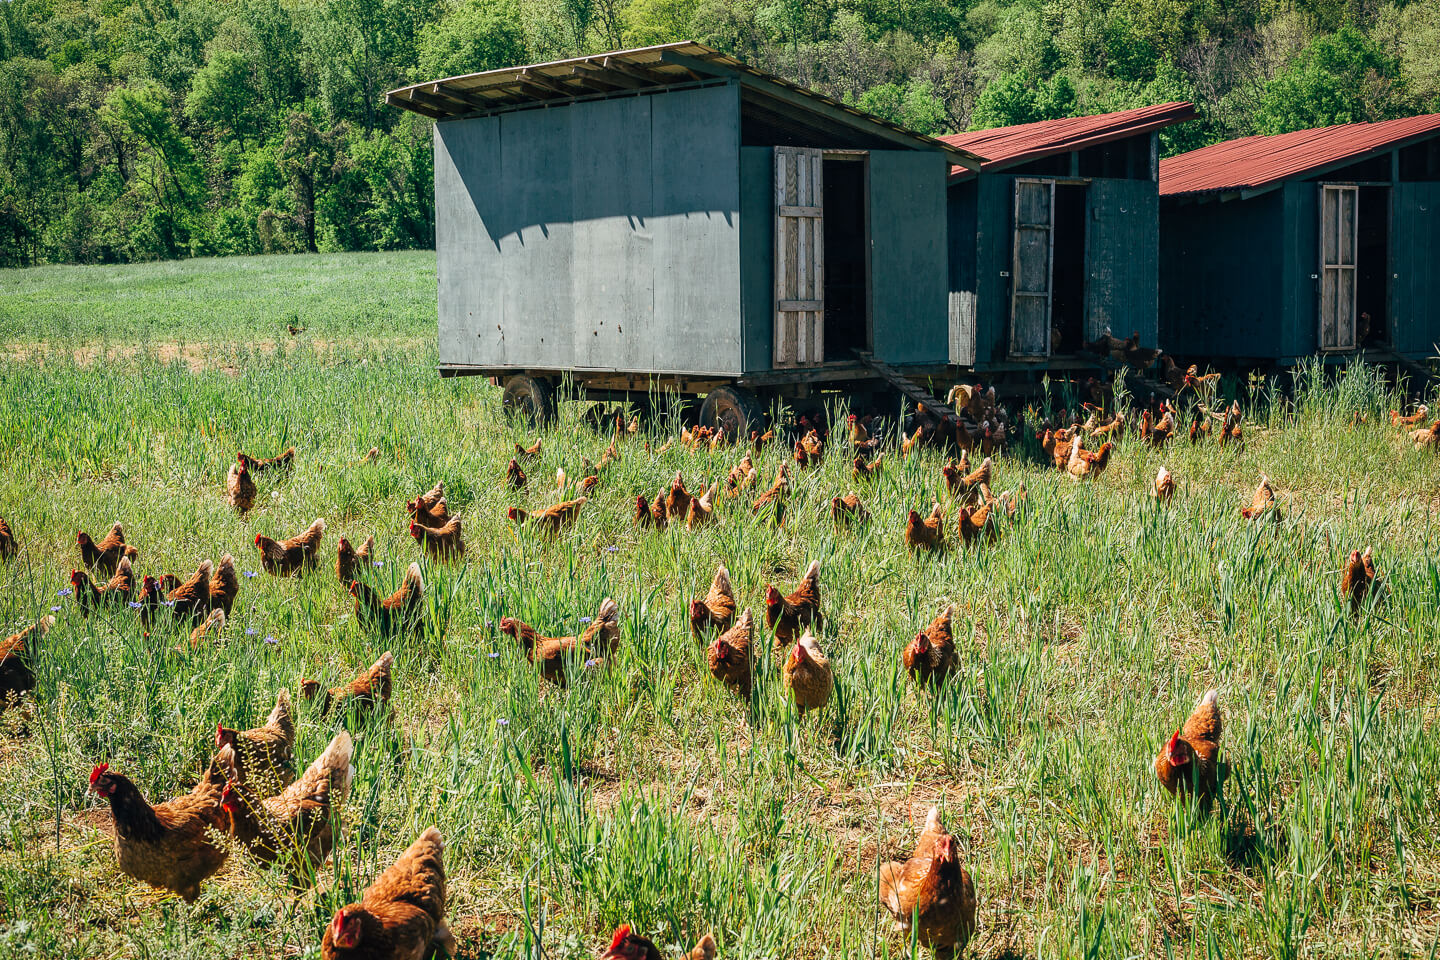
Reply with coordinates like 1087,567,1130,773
1050,183,1088,354
1356,186,1389,347
823,156,868,361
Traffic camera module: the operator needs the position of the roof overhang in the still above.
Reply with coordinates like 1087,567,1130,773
946,103,1197,182
386,42,982,170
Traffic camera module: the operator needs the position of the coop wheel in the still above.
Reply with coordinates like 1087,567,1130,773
700,386,763,440
501,375,555,426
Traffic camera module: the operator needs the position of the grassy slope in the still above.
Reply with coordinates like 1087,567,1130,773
1,254,1438,959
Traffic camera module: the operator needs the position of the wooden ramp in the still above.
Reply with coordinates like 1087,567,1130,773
852,351,961,420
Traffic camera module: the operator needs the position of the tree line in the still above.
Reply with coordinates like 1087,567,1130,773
1,0,1436,267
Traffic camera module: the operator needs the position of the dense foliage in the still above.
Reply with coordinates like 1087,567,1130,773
2,0,1437,267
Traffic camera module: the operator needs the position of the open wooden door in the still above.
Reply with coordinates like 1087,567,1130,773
1010,178,1054,358
774,146,824,367
1319,183,1358,351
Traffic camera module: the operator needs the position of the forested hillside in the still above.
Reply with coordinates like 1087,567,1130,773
2,0,1436,267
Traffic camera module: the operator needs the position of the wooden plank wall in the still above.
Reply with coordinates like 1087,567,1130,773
1086,178,1159,347
1392,181,1440,358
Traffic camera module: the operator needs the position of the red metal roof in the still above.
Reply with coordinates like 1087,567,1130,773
1160,114,1440,197
940,102,1196,179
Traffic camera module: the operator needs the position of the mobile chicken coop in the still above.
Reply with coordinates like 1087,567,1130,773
386,43,982,432
1159,115,1440,367
937,103,1196,371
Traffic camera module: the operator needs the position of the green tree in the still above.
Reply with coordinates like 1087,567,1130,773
417,0,528,79
186,50,264,149
1256,26,1407,133
98,82,203,259
969,69,1076,128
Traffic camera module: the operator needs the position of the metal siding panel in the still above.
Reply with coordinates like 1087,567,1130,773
651,84,743,375
739,147,774,373
434,117,503,367
974,174,1012,366
1086,179,1159,347
869,150,949,365
571,96,654,369
1159,191,1285,360
498,107,574,369
1283,182,1319,358
1393,182,1440,357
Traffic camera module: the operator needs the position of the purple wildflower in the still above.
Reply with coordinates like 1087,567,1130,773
578,617,593,624
497,718,510,727
245,627,257,636
50,605,61,612
128,601,142,609
263,636,278,645
584,658,600,668
244,571,257,579
57,588,73,597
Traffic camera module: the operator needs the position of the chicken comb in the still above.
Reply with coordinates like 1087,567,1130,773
215,722,229,748
253,534,264,545
89,763,109,785
609,926,632,952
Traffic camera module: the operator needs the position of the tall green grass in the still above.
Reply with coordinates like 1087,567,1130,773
0,257,1438,958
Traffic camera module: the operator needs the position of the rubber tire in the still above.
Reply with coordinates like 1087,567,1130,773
501,375,555,426
700,385,763,441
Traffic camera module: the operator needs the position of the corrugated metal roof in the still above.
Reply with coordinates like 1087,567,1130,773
386,42,982,168
940,102,1196,179
1160,115,1440,197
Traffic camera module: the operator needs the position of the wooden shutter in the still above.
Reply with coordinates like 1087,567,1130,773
1319,184,1358,351
1010,178,1054,358
774,147,824,367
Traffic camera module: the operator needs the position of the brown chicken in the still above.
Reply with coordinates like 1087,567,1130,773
1050,428,1076,471
209,553,240,616
238,447,295,475
664,471,693,520
1189,408,1211,444
905,504,945,552
600,928,715,960
955,501,995,547
186,608,227,647
88,763,228,902
137,576,166,631
686,482,719,530
515,439,542,459
0,616,54,710
510,599,620,686
409,515,464,562
765,559,822,646
1154,689,1222,805
227,456,256,514
77,523,136,576
1391,405,1429,427
352,562,425,637
1240,474,1279,520
213,689,297,789
783,630,833,715
706,609,754,697
725,453,758,494
506,458,527,489
0,516,14,559
1339,547,1381,616
70,556,135,615
1066,439,1114,480
1409,420,1440,449
360,447,379,464
508,497,586,535
879,807,978,960
321,826,453,960
689,565,736,639
1153,466,1176,502
903,605,957,688
1219,401,1244,450
167,559,215,624
633,493,666,530
852,454,884,481
219,729,354,883
901,426,925,457
336,535,375,585
831,492,869,526
406,482,448,527
1148,407,1175,447
255,518,326,576
302,651,394,723
752,464,789,522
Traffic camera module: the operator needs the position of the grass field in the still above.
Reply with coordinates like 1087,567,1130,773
2,252,1439,960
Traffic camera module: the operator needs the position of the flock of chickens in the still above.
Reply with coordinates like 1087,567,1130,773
0,373,1425,960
